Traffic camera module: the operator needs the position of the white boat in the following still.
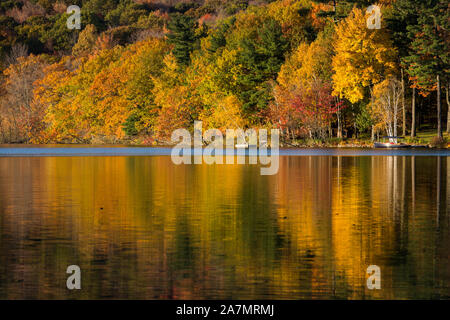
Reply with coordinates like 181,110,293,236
235,144,249,149
374,142,410,148
374,136,410,148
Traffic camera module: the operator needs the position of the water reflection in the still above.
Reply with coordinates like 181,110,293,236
0,156,448,299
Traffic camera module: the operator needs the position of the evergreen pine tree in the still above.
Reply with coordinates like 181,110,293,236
235,18,288,119
403,0,450,138
386,0,422,137
166,13,198,68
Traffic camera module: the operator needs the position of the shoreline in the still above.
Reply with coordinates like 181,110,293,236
0,146,448,157
0,142,448,149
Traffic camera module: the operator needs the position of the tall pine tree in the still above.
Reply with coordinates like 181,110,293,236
166,13,198,68
386,0,422,137
235,18,288,120
403,0,449,138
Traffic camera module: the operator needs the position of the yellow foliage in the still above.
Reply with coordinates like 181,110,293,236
33,38,170,143
332,7,397,103
199,95,246,131
277,43,310,90
32,57,73,142
267,0,314,46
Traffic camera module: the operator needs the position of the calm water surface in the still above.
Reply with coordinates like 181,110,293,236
0,148,449,299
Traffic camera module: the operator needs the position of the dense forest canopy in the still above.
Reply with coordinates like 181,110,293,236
0,0,448,145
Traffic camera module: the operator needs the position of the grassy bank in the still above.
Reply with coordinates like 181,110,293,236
281,131,450,148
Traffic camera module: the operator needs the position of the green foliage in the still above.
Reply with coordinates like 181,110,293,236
83,0,122,16
135,12,166,30
207,17,236,55
355,103,373,133
123,113,140,136
235,17,288,115
15,16,49,54
175,1,201,14
43,13,79,53
166,13,199,67
385,0,420,59
224,0,249,15
81,10,108,33
209,11,288,121
312,0,375,20
105,0,147,27
403,0,449,91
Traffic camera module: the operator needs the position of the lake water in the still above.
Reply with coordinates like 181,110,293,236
0,147,448,299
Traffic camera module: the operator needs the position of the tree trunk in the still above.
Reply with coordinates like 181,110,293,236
337,106,342,138
401,69,406,136
446,83,450,134
411,87,416,138
393,89,398,139
370,87,374,141
437,75,442,138
394,108,398,138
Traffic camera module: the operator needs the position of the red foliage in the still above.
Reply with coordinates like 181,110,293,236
199,14,217,26
271,79,345,139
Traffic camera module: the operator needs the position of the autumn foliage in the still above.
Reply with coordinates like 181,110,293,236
0,0,448,144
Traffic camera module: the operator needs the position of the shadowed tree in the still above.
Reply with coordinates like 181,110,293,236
403,0,450,138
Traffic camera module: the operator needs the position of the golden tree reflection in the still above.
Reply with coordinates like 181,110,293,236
0,155,448,299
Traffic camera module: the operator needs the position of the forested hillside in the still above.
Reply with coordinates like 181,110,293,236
0,0,448,145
